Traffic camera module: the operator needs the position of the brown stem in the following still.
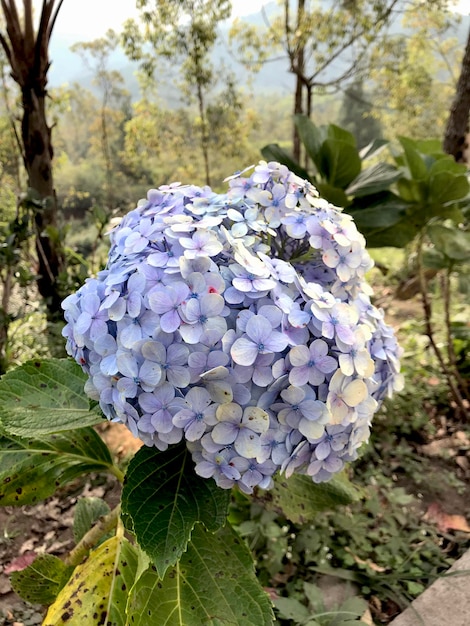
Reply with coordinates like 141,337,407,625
441,270,470,400
417,238,468,418
64,505,121,567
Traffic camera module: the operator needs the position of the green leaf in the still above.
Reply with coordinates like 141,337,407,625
274,596,310,622
396,178,427,204
121,444,230,578
294,115,325,171
127,523,274,626
427,224,470,261
346,163,401,198
268,472,363,524
398,137,428,180
359,138,388,161
327,124,357,146
0,358,103,437
428,155,468,177
347,202,406,231
319,140,361,188
11,554,73,605
429,172,469,204
73,497,111,543
414,138,445,155
0,428,114,506
303,582,324,611
261,143,311,181
43,535,138,626
363,219,419,248
422,248,449,270
315,182,350,208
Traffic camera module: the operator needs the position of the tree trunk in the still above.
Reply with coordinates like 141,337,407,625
22,84,63,317
0,0,65,320
292,0,305,163
443,27,470,162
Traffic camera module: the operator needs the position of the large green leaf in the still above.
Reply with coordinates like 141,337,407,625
427,224,470,261
121,444,230,578
11,554,73,605
362,218,419,248
127,522,274,626
260,143,311,181
0,358,103,437
396,178,427,204
73,496,111,543
268,472,364,524
315,182,350,208
0,428,114,506
327,124,357,146
398,137,428,180
318,140,361,188
429,172,469,204
43,535,138,626
347,202,407,231
428,155,468,177
346,163,401,198
359,138,388,161
294,115,325,171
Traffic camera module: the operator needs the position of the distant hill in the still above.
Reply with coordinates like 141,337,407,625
47,2,470,105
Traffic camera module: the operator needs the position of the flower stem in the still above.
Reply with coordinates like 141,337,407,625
417,235,468,418
65,504,121,567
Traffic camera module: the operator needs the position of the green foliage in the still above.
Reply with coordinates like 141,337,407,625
0,428,114,506
11,555,74,606
0,357,368,622
127,523,274,626
264,121,470,254
274,583,368,625
73,497,111,543
268,473,364,525
121,444,230,577
43,535,139,625
263,116,403,236
0,358,103,437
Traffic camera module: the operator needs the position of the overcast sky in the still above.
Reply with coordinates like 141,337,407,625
53,0,273,38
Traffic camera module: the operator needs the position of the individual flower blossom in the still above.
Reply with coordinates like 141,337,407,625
116,309,160,348
194,447,241,484
258,426,291,465
311,302,358,345
147,282,189,332
74,292,109,344
322,241,364,282
102,271,146,321
179,292,227,345
179,230,224,259
281,212,310,239
231,314,289,367
115,350,162,397
231,456,277,494
229,263,276,295
326,370,368,424
288,339,337,387
141,340,190,388
138,383,185,434
172,387,217,441
336,327,375,378
210,403,270,459
275,385,329,441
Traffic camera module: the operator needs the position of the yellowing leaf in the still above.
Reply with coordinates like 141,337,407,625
43,535,138,626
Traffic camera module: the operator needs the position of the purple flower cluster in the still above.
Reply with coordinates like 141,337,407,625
63,161,403,493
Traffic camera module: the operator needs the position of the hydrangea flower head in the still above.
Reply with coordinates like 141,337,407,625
63,161,403,493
